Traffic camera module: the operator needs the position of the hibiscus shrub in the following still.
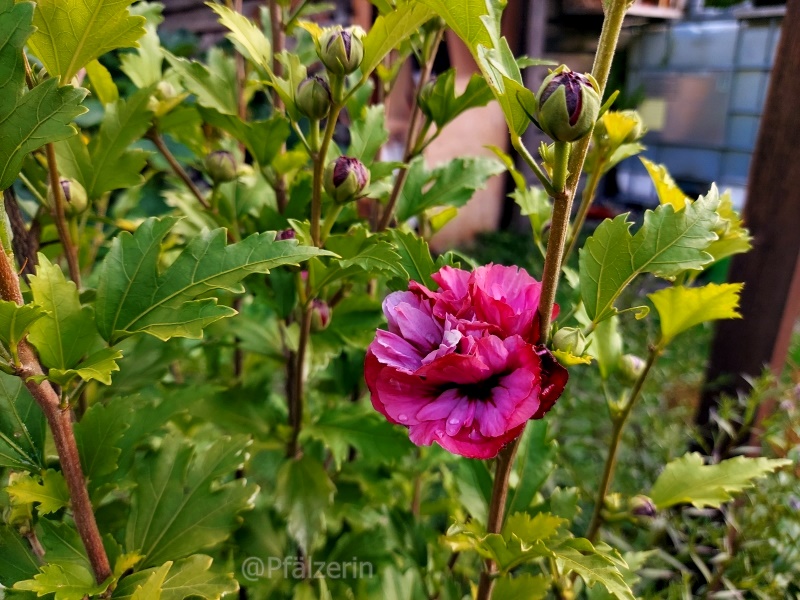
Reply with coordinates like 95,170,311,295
0,0,793,599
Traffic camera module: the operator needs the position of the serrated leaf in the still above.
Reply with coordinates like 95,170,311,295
421,69,494,128
649,283,742,347
84,59,118,105
200,109,290,167
705,189,752,263
165,49,238,115
74,400,129,486
47,347,123,387
14,563,110,600
453,459,492,525
492,574,549,600
27,255,95,370
360,2,436,77
0,0,87,190
95,217,330,343
476,40,533,137
0,371,45,470
275,455,335,553
553,539,634,600
113,555,238,600
26,0,145,83
0,525,40,587
131,561,169,600
0,300,45,359
649,452,792,510
6,469,70,515
125,435,257,568
418,0,493,52
503,512,566,545
507,421,555,515
580,194,720,324
120,26,163,88
388,229,437,288
396,156,505,222
349,105,388,164
207,3,271,74
303,405,412,469
36,519,91,574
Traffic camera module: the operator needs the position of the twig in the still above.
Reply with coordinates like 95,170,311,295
44,144,81,286
3,188,38,279
147,129,210,209
0,246,111,583
268,0,289,212
287,304,312,458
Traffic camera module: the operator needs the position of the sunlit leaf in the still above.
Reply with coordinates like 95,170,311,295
6,469,70,515
15,563,111,600
361,1,436,77
114,555,238,600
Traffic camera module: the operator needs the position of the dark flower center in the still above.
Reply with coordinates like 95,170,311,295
456,373,504,401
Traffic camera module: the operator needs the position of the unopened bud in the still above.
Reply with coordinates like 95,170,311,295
311,299,331,331
296,76,332,121
47,178,88,215
552,327,587,356
318,27,364,76
276,229,296,241
204,151,238,184
324,156,370,204
417,77,437,120
618,354,646,385
535,65,601,143
629,495,657,518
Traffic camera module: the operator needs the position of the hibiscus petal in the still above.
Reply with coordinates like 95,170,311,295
532,346,569,418
371,330,423,371
416,388,464,421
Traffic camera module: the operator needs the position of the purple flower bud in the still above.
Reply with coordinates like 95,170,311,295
311,299,331,331
629,495,657,518
535,65,601,142
46,178,88,214
204,150,238,183
324,156,370,204
318,27,364,76
296,76,332,121
276,229,296,241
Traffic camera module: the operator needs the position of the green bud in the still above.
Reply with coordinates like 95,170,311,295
318,27,364,76
47,178,88,215
296,76,332,121
535,65,601,143
552,327,587,356
417,77,437,120
204,150,238,184
618,353,646,385
324,156,370,204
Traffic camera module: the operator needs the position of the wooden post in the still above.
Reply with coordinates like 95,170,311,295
697,0,800,435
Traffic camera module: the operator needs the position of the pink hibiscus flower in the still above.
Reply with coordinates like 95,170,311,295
365,264,568,459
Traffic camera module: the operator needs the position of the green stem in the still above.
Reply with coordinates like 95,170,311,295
511,134,555,197
311,107,341,247
586,346,659,542
563,163,604,264
321,205,343,243
45,143,81,287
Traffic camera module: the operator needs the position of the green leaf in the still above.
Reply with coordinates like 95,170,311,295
36,519,91,573
476,40,534,137
275,455,335,553
649,283,743,347
14,564,110,600
27,255,95,370
74,401,129,486
502,512,566,545
0,371,45,470
113,555,238,600
0,300,45,359
47,347,124,387
125,435,256,568
421,69,494,128
552,539,634,600
349,105,389,164
507,421,555,515
0,0,88,190
6,469,70,515
207,3,271,73
453,459,493,525
200,109,290,167
304,404,412,469
388,229,437,289
418,0,493,52
649,452,792,510
705,189,752,263
130,562,170,600
84,59,118,105
0,525,40,587
589,316,623,380
396,156,505,222
119,26,163,88
580,194,721,324
511,186,551,243
94,217,330,343
492,574,549,600
27,0,145,83
165,49,238,115
360,1,436,77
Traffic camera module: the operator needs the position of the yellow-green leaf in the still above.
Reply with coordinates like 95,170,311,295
0,301,45,360
84,59,118,105
6,469,70,515
207,3,271,74
641,157,690,210
361,2,436,78
27,0,146,83
649,283,743,347
650,452,792,510
14,563,111,600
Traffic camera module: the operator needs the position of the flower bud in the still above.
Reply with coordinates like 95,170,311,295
618,354,646,385
204,151,238,184
276,229,296,241
629,495,657,518
311,299,331,331
552,327,587,356
47,178,88,215
417,77,437,120
296,76,332,121
318,27,364,76
535,65,601,143
324,156,370,204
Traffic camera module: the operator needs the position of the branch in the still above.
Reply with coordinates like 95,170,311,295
147,129,211,210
